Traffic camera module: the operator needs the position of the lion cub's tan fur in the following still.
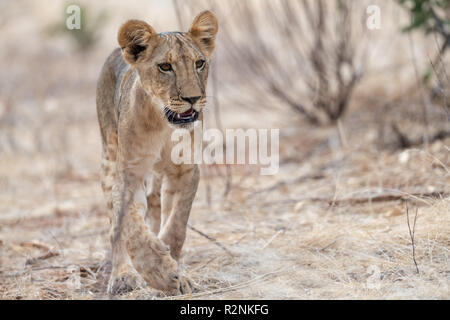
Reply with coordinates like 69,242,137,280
96,11,218,295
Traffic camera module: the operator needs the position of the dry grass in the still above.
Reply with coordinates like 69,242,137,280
0,0,449,299
1,131,448,299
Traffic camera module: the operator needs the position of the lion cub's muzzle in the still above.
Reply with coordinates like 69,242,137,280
164,106,199,124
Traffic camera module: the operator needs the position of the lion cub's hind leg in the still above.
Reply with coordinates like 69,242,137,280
101,135,141,295
145,174,162,235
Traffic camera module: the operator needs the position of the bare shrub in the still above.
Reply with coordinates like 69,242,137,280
179,0,368,125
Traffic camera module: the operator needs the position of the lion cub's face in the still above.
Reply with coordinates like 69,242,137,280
118,11,218,129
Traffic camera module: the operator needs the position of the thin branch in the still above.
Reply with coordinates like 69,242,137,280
405,201,420,274
248,173,325,198
187,223,235,257
171,266,288,299
259,190,446,207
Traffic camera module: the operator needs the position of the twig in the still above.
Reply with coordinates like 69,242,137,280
46,230,63,251
260,189,446,207
20,241,51,251
337,119,349,149
248,173,325,198
405,201,420,274
25,251,59,266
171,266,288,299
1,262,105,278
262,229,284,249
187,224,235,257
63,229,109,240
319,240,338,252
190,256,218,272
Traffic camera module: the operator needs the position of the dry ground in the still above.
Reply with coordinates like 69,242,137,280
0,121,448,299
0,0,449,299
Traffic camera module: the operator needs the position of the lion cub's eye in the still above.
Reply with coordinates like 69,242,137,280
158,63,172,72
195,60,205,70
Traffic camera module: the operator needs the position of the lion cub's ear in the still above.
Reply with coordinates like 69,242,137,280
118,20,157,65
188,11,218,57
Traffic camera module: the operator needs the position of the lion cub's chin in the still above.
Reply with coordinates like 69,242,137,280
167,121,197,131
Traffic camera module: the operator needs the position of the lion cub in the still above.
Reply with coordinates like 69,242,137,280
96,11,218,295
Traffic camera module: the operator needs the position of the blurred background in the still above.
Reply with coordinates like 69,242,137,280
0,0,448,299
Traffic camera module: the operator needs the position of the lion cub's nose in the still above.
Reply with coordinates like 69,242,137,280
181,96,201,105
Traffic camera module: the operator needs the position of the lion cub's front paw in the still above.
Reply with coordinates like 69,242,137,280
140,253,181,293
179,275,197,295
107,271,140,295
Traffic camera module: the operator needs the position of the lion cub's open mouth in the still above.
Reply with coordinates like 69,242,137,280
164,107,199,124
